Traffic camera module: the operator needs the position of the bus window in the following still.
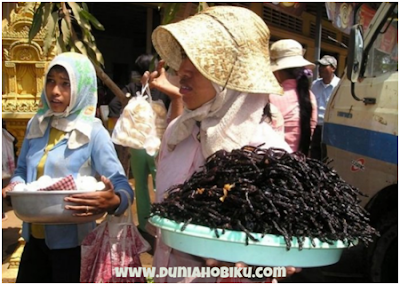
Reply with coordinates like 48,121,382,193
356,4,398,78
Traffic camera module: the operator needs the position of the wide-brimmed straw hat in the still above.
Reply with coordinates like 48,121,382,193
270,39,315,72
152,6,282,95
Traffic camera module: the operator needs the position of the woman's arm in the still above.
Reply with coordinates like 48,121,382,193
64,123,134,216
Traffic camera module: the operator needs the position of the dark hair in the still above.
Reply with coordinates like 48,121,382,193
261,103,273,124
48,65,68,75
134,54,158,75
283,67,313,155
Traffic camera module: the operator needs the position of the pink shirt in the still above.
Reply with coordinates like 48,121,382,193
153,119,291,282
269,79,317,152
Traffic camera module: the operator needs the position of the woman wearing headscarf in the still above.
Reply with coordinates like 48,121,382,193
269,39,318,155
2,52,134,283
150,6,292,282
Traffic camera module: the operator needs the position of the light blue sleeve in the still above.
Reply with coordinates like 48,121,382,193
90,122,134,216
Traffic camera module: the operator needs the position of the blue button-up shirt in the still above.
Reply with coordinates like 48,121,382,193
11,119,134,249
311,75,340,125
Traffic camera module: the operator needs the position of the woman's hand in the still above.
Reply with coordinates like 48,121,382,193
2,184,13,198
142,60,183,121
2,182,20,198
64,176,121,216
142,60,182,101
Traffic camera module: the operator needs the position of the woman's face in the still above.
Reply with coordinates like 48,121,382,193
177,58,216,110
45,66,71,113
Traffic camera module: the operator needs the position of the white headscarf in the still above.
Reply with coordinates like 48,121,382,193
167,83,269,159
26,52,98,149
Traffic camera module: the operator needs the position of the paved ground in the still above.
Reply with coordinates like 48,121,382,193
2,178,155,283
2,200,24,283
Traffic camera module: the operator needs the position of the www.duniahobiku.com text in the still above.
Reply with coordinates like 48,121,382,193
114,266,287,279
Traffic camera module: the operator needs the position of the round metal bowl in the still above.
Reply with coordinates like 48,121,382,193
8,190,104,224
149,215,356,267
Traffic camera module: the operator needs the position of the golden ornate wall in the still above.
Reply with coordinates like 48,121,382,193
2,3,55,155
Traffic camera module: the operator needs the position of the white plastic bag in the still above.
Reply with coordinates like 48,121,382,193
2,128,15,179
111,82,160,155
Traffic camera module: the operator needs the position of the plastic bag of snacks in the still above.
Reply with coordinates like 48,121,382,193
111,82,160,156
11,175,105,192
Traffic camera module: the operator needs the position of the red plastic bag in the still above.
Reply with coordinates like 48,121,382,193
80,191,151,283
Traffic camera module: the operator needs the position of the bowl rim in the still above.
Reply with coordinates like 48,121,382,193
8,189,95,195
149,215,356,249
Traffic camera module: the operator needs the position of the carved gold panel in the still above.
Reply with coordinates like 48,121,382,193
2,3,54,155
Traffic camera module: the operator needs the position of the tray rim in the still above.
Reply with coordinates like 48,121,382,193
149,215,356,249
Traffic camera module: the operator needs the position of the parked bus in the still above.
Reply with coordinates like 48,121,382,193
323,3,398,282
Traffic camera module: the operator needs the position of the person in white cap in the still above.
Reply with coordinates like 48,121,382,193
310,55,340,160
150,5,295,283
269,39,317,154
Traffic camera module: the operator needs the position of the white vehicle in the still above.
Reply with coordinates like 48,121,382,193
323,3,397,282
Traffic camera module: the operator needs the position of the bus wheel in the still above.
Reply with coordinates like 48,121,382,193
367,211,398,282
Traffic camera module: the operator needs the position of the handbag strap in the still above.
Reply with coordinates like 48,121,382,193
120,189,133,222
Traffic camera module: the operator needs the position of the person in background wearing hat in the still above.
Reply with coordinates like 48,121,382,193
150,6,295,283
269,39,317,154
310,55,340,160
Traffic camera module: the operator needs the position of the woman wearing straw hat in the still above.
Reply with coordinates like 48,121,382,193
269,39,317,155
150,6,295,282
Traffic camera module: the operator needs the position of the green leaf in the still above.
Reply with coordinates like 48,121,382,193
198,2,209,12
162,3,181,25
43,11,58,55
74,40,88,56
86,46,97,64
28,3,45,42
81,28,103,65
150,55,157,72
87,40,104,66
56,34,67,54
61,19,71,46
68,2,91,31
42,3,54,26
82,2,89,11
80,9,105,31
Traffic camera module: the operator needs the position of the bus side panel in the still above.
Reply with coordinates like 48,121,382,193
324,73,398,205
325,144,397,207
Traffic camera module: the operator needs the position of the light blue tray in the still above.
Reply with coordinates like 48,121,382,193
149,215,356,267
